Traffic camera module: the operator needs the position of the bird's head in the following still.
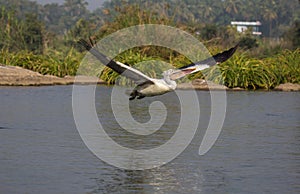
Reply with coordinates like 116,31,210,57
162,69,177,88
162,69,175,77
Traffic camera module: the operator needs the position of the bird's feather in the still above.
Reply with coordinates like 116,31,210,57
78,39,154,85
168,44,239,80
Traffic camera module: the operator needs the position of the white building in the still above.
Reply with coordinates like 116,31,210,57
231,21,262,35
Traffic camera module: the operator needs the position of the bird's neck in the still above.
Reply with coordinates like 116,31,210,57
163,75,177,90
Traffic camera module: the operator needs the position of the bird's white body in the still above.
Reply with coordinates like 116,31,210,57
138,78,176,97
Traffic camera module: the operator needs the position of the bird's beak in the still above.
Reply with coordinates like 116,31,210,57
182,68,196,74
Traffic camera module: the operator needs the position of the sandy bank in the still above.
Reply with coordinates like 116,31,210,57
0,65,105,86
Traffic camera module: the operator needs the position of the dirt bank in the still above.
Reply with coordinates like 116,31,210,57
0,65,105,86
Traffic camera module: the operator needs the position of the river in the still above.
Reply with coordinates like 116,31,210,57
0,86,299,194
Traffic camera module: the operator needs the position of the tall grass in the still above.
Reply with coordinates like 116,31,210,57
219,55,276,89
208,49,300,89
0,47,83,77
265,49,300,85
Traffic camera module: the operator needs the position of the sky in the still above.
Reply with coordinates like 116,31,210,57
35,0,106,11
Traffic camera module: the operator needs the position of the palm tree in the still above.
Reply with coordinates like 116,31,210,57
224,0,239,15
263,7,278,36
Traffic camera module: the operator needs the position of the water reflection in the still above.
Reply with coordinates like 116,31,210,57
89,153,231,194
92,165,202,193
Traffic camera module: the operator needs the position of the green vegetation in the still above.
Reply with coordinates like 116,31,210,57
219,49,300,89
0,0,299,89
0,48,83,77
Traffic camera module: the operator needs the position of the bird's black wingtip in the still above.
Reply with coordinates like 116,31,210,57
233,42,240,51
213,43,239,63
227,42,239,56
77,38,93,51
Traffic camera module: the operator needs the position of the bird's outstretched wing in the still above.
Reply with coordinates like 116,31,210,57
78,39,154,85
168,44,239,80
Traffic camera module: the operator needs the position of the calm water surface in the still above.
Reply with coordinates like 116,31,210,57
0,86,299,194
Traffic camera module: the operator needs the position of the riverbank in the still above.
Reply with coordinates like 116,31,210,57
0,65,299,91
0,65,105,86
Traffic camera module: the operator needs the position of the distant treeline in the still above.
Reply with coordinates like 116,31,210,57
0,0,299,53
1,0,299,35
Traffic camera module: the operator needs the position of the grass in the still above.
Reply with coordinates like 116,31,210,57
211,48,300,89
0,46,299,90
266,49,300,85
0,47,83,77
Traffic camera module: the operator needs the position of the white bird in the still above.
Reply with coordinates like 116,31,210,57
78,39,238,100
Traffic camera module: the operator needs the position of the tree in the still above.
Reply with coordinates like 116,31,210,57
224,0,239,15
23,13,44,54
65,18,96,49
263,7,278,36
284,20,300,48
0,7,45,53
200,24,218,40
41,3,64,33
61,0,89,30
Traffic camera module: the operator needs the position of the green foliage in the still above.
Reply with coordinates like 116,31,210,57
283,21,300,49
218,54,276,89
23,13,44,54
100,0,300,37
64,19,97,50
239,36,259,50
0,7,45,54
265,49,300,84
200,24,218,40
201,49,300,89
0,48,82,77
1,0,299,38
95,3,175,38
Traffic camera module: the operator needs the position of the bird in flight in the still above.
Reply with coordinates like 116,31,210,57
78,39,238,100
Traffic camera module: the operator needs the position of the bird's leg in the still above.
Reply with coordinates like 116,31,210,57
129,96,136,100
137,95,145,99
129,90,138,100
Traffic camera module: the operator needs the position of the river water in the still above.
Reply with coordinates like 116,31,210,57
0,86,299,194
